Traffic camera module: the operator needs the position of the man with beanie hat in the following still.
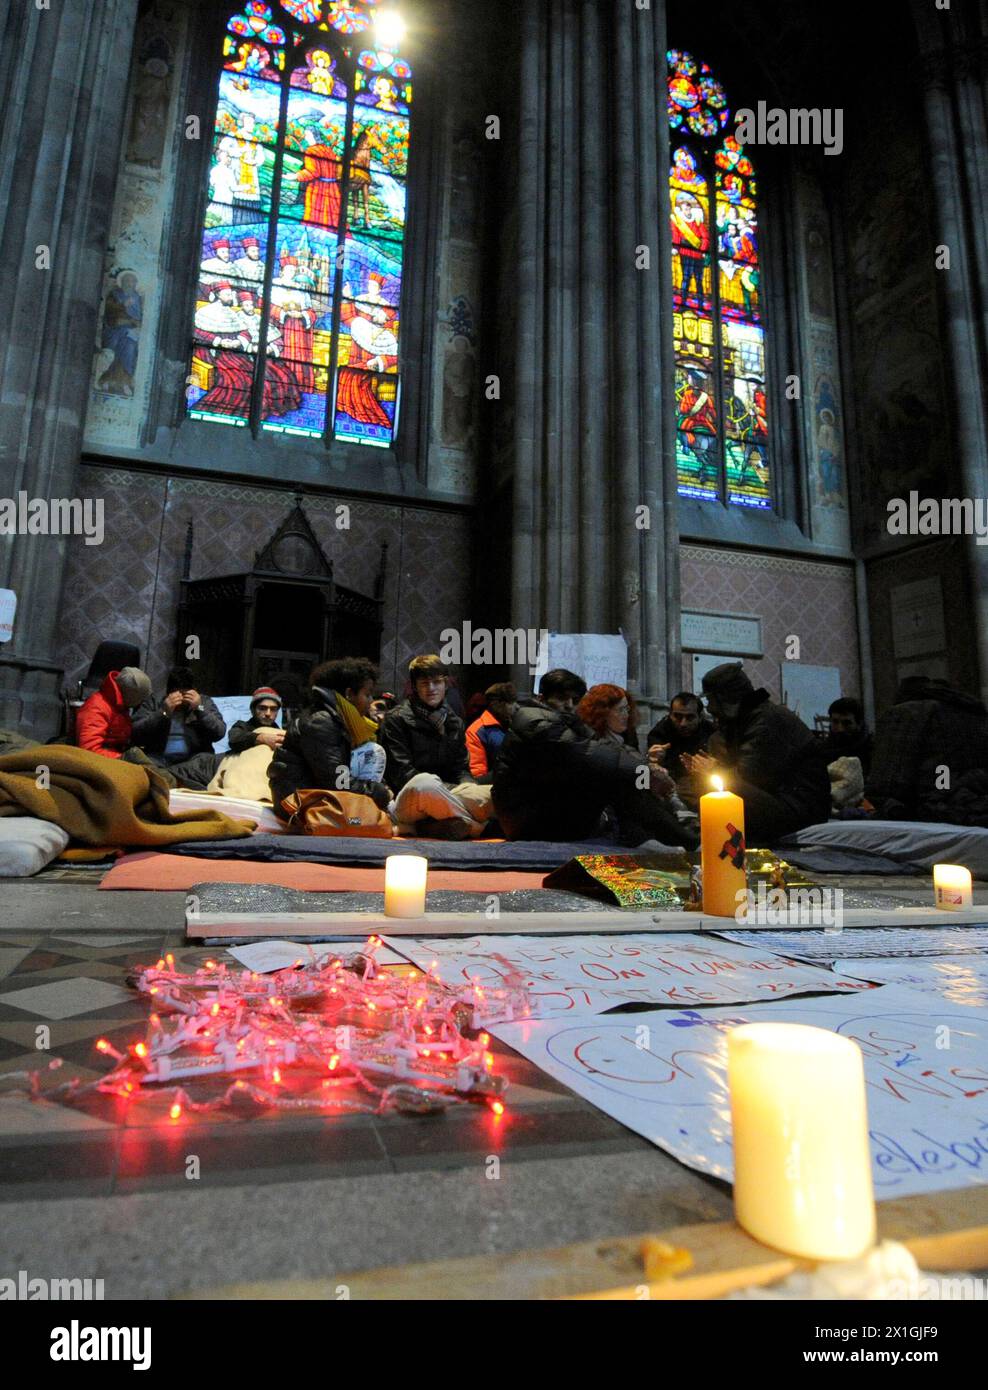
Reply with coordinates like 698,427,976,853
130,666,226,764
75,667,152,759
227,687,285,755
683,662,831,842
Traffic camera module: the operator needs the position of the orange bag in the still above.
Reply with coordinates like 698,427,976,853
280,789,393,838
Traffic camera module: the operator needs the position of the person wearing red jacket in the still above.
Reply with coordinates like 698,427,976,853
74,667,152,759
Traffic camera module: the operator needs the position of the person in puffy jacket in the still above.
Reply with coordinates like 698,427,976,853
465,682,517,780
381,655,493,837
492,669,698,848
75,667,152,759
268,657,391,818
684,662,831,843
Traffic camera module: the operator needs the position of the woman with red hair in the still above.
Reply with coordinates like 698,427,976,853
576,684,639,750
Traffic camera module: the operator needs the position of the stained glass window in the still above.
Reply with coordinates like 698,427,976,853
188,0,412,449
668,49,769,509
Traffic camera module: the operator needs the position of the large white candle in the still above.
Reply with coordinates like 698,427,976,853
727,1022,876,1260
384,854,428,918
933,864,972,911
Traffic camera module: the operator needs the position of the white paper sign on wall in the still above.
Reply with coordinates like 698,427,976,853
0,589,16,644
533,633,628,690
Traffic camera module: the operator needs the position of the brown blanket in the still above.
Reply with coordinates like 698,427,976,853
0,744,254,848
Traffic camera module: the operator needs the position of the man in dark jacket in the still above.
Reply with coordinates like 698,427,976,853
646,691,716,786
268,658,391,817
130,666,226,763
492,669,698,848
866,676,988,824
381,654,493,837
684,663,831,843
819,696,873,776
227,687,285,756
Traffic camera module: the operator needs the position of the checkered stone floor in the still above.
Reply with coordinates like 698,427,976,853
0,918,650,1202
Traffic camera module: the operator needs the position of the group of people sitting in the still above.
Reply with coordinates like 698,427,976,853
72,653,988,844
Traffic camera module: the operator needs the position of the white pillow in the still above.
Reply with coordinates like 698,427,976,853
0,817,71,877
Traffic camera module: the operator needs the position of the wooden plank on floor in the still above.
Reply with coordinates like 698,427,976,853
186,904,988,939
181,1184,988,1301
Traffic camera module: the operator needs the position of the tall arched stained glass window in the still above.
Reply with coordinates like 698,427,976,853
668,49,769,509
187,1,412,449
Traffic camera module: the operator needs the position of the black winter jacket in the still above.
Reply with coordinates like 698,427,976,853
493,699,655,840
644,712,716,784
866,681,988,822
227,716,277,755
130,694,226,757
268,686,391,815
380,698,469,792
707,688,831,828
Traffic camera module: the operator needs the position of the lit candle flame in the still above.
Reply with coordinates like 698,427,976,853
711,775,724,793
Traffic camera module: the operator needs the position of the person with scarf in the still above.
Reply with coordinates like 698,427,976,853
268,658,391,818
381,654,493,838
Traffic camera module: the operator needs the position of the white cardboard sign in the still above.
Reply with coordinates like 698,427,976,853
381,932,869,1018
493,985,988,1199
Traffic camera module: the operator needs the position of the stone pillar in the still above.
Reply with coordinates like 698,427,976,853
914,3,988,701
0,0,140,735
512,0,678,707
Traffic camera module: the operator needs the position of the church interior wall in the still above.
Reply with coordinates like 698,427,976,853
55,465,473,699
836,33,972,707
680,545,861,703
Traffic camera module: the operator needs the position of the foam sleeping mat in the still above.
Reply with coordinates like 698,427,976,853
155,834,624,872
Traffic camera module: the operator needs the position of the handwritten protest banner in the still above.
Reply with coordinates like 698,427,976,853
381,932,869,1018
492,985,988,1198
834,956,988,1009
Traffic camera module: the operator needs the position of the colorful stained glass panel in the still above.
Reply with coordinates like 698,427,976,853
190,2,410,452
334,367,399,446
352,107,409,176
726,440,771,508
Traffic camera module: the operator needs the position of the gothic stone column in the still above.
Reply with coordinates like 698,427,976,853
512,0,679,707
913,1,988,701
0,0,140,735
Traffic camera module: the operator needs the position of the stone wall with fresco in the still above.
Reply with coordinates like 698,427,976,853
837,58,974,705
84,0,188,452
792,169,851,554
54,465,474,698
839,77,958,549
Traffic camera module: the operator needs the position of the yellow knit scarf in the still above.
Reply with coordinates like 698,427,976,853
336,694,379,748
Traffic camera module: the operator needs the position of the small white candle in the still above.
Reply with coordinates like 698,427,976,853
933,863,972,911
384,854,428,918
727,1022,876,1260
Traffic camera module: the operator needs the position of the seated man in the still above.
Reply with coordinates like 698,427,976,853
866,675,988,824
492,669,697,848
466,682,518,781
269,658,391,818
820,696,873,776
227,687,286,755
684,663,831,843
130,667,226,765
646,691,715,786
75,667,152,759
381,655,492,838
